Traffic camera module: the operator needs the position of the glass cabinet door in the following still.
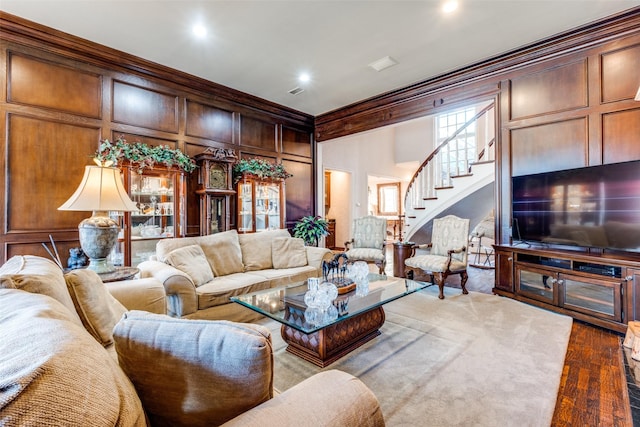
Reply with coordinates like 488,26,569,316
561,274,621,321
112,170,178,267
238,182,254,232
515,265,556,304
256,182,281,231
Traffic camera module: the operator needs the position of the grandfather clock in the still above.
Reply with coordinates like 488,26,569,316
195,147,237,235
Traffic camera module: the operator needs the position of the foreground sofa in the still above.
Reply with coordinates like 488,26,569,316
138,229,332,320
0,255,384,426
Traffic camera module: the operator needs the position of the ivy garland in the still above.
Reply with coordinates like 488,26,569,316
232,158,293,183
94,136,197,173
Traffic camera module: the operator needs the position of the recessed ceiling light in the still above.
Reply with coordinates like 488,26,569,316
368,56,398,72
192,24,207,39
298,73,311,83
442,0,459,14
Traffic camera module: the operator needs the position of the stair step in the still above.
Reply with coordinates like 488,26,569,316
451,173,473,179
422,196,437,201
413,207,426,210
434,185,453,190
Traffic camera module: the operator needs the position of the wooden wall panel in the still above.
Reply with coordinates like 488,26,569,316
282,159,313,228
7,114,99,232
185,100,234,143
239,115,276,150
602,108,640,164
601,44,640,103
510,118,587,176
112,81,178,132
510,60,588,120
282,126,311,157
8,53,101,118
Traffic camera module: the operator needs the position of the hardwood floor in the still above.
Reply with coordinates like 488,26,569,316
552,321,632,426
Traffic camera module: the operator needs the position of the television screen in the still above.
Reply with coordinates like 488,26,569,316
512,160,640,253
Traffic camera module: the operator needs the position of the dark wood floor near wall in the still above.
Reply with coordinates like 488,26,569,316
553,321,632,426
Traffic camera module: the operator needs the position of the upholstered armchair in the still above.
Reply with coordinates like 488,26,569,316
344,215,388,275
404,215,470,299
469,210,495,269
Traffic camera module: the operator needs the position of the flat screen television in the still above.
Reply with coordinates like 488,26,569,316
512,160,640,253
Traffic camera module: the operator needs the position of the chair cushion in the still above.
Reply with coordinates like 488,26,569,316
404,254,467,273
272,237,308,269
239,229,290,271
345,248,385,262
0,255,83,326
164,244,214,287
64,269,128,347
113,310,273,427
0,289,145,427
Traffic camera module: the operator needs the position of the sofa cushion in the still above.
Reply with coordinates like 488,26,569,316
0,255,83,326
238,229,290,271
272,237,308,269
65,269,128,347
195,273,273,310
113,310,273,427
156,236,202,262
198,230,245,276
164,244,214,286
0,288,145,427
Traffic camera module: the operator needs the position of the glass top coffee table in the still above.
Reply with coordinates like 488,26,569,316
231,274,429,367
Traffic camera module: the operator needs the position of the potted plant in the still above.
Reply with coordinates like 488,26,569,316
292,215,330,246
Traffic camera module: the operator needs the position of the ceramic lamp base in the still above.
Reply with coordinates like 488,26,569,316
78,211,119,274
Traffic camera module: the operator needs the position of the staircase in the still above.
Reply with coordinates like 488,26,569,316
403,103,496,242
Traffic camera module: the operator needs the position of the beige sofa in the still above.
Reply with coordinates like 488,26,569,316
138,229,332,320
0,255,385,426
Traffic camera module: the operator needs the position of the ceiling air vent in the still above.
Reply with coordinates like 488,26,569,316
288,87,305,95
368,56,398,72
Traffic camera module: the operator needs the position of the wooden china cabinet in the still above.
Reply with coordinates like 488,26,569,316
236,174,285,233
195,147,237,235
111,165,186,267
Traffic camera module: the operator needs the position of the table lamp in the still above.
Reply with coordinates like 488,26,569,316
58,162,138,273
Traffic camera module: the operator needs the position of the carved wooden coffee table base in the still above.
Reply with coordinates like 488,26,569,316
281,306,386,367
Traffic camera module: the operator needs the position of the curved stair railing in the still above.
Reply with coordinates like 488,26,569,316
403,102,495,237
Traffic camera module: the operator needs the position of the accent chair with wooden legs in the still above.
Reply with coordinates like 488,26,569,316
344,215,388,275
404,215,470,299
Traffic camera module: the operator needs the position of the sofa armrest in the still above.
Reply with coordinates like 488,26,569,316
137,260,197,317
221,370,385,427
105,278,167,314
305,246,332,275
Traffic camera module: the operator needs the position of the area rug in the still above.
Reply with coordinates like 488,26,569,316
259,285,573,427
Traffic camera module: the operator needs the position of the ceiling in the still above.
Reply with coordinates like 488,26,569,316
2,1,639,116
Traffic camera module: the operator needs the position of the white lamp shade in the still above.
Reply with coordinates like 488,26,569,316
59,166,138,212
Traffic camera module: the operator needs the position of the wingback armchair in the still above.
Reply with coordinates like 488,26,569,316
404,215,470,299
344,215,387,275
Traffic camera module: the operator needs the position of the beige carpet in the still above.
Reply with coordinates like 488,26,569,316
259,285,572,427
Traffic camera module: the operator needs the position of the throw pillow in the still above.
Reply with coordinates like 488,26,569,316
64,269,128,347
113,311,273,427
272,237,308,269
164,244,214,287
198,229,244,276
238,229,290,271
0,255,83,326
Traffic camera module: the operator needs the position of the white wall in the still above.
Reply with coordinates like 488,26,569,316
320,116,434,245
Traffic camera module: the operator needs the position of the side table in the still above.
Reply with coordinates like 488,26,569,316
393,241,414,278
98,267,140,283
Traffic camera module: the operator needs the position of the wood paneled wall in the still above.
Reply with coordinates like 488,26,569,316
0,12,314,264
